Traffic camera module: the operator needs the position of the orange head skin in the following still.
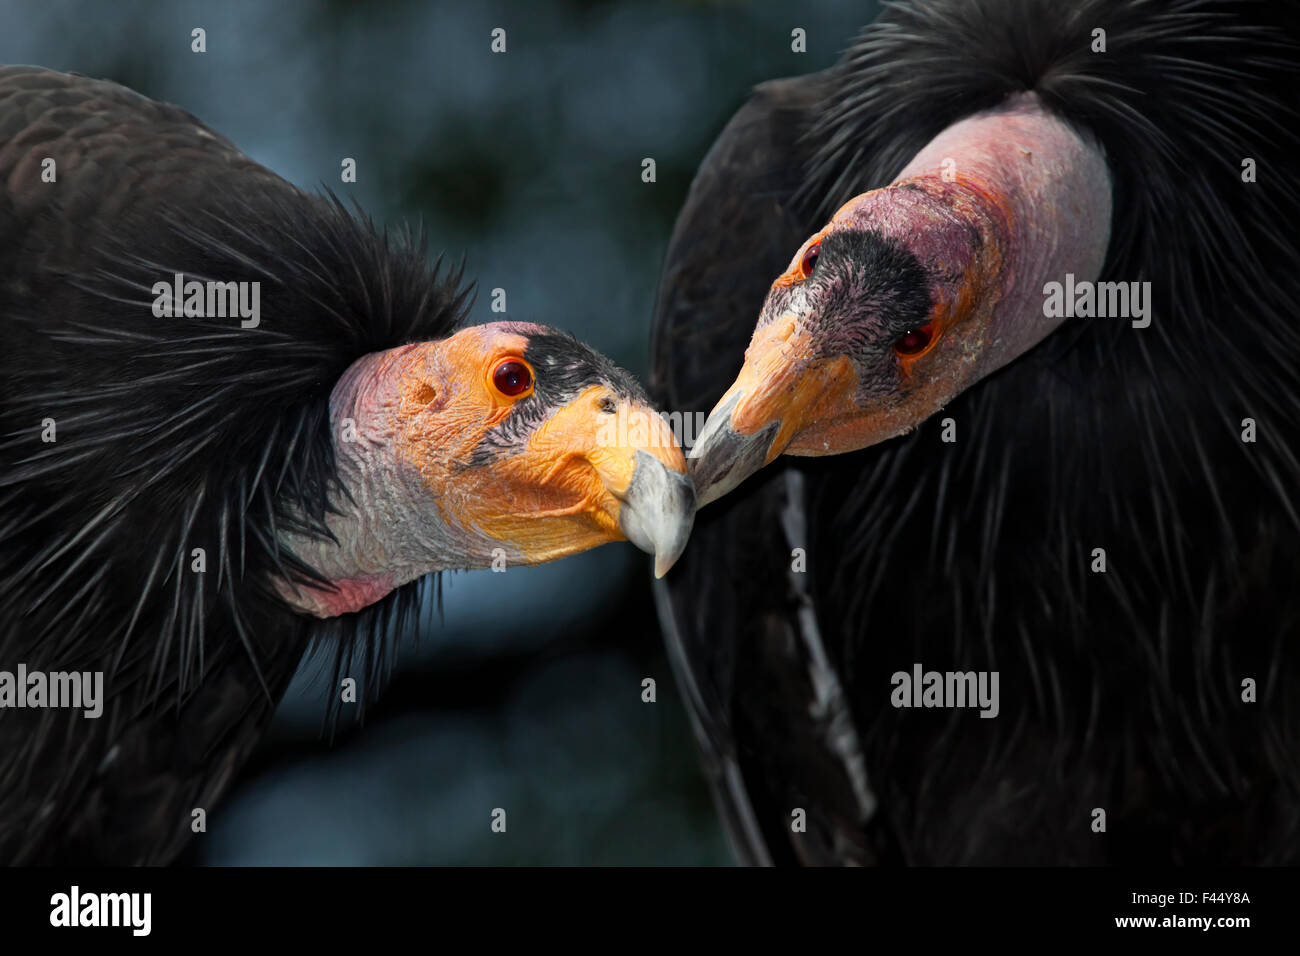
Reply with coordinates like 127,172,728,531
278,322,694,617
689,93,1112,505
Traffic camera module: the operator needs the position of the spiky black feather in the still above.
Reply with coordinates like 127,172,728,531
0,66,470,863
652,0,1300,864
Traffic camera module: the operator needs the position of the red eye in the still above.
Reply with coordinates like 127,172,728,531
491,358,533,398
800,242,821,278
894,323,934,356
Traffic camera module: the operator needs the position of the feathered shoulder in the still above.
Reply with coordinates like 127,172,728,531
0,65,470,700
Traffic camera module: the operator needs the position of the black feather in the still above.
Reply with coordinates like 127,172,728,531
653,0,1300,864
0,66,470,862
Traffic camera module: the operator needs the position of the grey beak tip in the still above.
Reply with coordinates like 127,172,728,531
619,450,696,575
653,552,677,579
691,473,727,509
688,394,780,508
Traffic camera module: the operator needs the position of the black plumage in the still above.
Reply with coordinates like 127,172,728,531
0,65,474,863
652,0,1300,864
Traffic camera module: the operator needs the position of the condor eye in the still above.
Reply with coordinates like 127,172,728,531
894,323,934,356
799,242,821,279
491,358,533,398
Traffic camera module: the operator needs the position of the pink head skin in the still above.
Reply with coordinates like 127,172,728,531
690,92,1113,504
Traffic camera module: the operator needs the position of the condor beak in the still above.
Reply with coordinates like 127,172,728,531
615,450,696,578
458,384,696,575
581,395,695,577
688,391,782,508
689,317,858,506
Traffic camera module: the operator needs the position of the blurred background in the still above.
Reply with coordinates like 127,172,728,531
0,0,873,864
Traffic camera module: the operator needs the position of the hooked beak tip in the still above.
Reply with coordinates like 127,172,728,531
653,552,677,580
618,450,696,577
688,391,781,507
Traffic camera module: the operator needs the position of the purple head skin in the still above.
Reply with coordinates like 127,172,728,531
689,92,1113,505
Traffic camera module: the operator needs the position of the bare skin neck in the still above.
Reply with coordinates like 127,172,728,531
273,350,479,618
